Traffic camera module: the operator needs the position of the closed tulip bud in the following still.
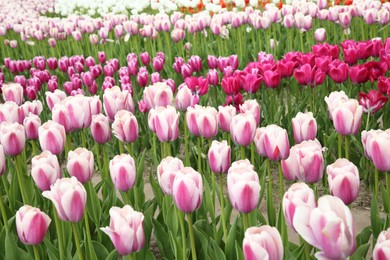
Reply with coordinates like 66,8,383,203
152,57,164,72
23,113,41,140
186,105,218,139
173,167,203,213
0,122,25,156
314,28,326,42
239,100,261,126
230,113,256,146
38,120,66,155
294,195,356,259
332,99,363,136
282,139,324,183
243,226,283,260
283,183,316,232
324,90,349,120
217,105,236,132
101,206,144,256
31,150,61,191
67,148,94,184
373,228,390,260
327,158,359,205
363,129,390,172
157,156,184,195
98,51,106,64
103,86,134,121
16,205,51,245
140,52,150,66
175,84,195,111
2,83,24,105
254,124,290,161
112,110,139,143
208,140,231,174
90,114,111,144
109,154,136,192
292,112,317,143
228,160,260,213
150,106,179,142
329,61,349,83
42,177,87,222
140,82,173,112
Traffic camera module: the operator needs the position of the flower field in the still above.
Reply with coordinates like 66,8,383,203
1,0,390,259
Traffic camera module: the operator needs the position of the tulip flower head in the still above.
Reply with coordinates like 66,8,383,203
243,226,283,260
16,205,51,245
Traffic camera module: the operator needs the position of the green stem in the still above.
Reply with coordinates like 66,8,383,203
250,143,255,166
127,143,134,157
386,172,390,215
0,189,8,230
240,146,246,160
80,129,87,148
15,154,28,204
72,222,84,260
160,141,165,159
374,167,379,200
133,185,139,210
83,211,96,260
219,174,227,241
65,134,72,157
365,112,371,130
211,173,217,240
197,137,202,172
165,142,171,157
53,207,65,260
344,135,349,160
187,213,197,260
129,253,136,260
118,141,124,154
278,162,284,199
183,116,189,166
337,133,343,158
242,213,249,231
178,208,187,259
33,245,40,260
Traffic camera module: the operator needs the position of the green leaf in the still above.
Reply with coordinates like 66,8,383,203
92,241,109,260
86,182,102,228
168,230,183,260
234,241,244,260
355,226,372,247
43,237,60,260
152,218,174,259
105,249,119,260
225,218,237,260
350,243,370,260
371,196,383,239
210,239,225,260
193,225,210,260
5,231,29,260
381,184,390,214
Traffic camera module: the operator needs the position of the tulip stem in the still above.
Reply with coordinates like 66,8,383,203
250,143,255,166
374,168,379,200
266,159,275,226
14,154,28,204
127,143,134,157
165,142,171,157
133,185,139,211
177,208,187,259
219,174,227,241
152,133,158,164
240,146,246,160
344,136,349,160
211,172,217,240
337,133,343,158
278,162,284,199
53,207,65,260
118,141,124,154
197,137,202,172
187,213,197,260
160,141,165,159
183,117,189,166
387,172,390,214
365,112,371,130
84,210,97,260
33,245,40,260
65,134,72,157
242,213,249,231
72,222,84,260
0,189,8,230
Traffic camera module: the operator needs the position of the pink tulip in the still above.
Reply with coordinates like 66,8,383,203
157,156,184,195
140,52,150,66
186,105,218,138
292,112,317,144
31,151,61,191
42,177,87,222
45,90,67,111
98,51,106,64
217,105,236,133
314,28,326,42
16,205,51,245
23,113,41,140
185,76,209,96
101,205,144,256
0,146,5,175
243,226,283,260
227,160,260,213
230,113,257,147
283,183,316,232
263,70,281,89
0,101,19,123
90,114,112,144
208,140,231,174
67,148,94,184
103,86,134,121
254,125,290,161
0,122,25,156
373,227,390,260
38,120,66,155
332,99,363,135
239,100,261,126
173,167,203,213
324,90,349,120
282,139,324,183
149,106,179,142
2,83,24,105
362,129,390,172
109,154,136,192
112,110,139,143
294,195,356,259
175,84,197,111
327,158,359,205
139,82,173,112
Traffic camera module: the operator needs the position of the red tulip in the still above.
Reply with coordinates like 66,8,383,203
359,90,389,114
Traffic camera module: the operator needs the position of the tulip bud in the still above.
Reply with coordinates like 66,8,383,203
38,120,66,155
157,157,184,195
373,228,390,260
16,205,51,245
208,140,231,174
112,110,139,143
254,124,290,161
292,112,317,144
31,151,61,191
109,154,136,192
67,148,94,184
0,122,25,156
173,167,203,213
243,226,283,260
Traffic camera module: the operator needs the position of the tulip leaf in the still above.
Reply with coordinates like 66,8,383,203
203,179,215,221
149,168,163,206
355,226,372,247
194,219,214,239
105,249,119,260
152,218,174,259
0,227,5,258
210,239,226,260
267,180,276,227
91,241,109,260
381,184,390,214
225,218,238,260
86,181,102,227
234,241,244,260
193,225,210,260
5,231,29,260
370,196,383,239
168,230,183,260
43,237,60,260
349,243,370,260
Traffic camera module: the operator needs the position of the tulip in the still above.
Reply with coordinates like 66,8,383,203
314,28,326,42
175,84,197,111
173,167,203,213
31,151,61,191
363,129,390,172
38,120,66,155
221,75,241,95
227,160,260,213
0,146,5,175
327,158,359,205
98,51,106,64
294,64,326,87
0,101,19,123
239,100,261,126
103,86,134,121
332,99,363,136
283,183,316,232
217,105,236,132
329,60,349,83
186,105,218,138
67,148,94,184
359,90,388,114
139,82,173,112
0,122,25,156
157,156,184,195
208,140,231,174
349,65,369,84
373,228,390,260
324,90,349,120
42,177,87,222
282,139,324,183
109,154,136,192
101,205,144,256
207,69,219,86
185,76,209,96
23,113,41,140
112,110,139,143
243,226,283,260
230,113,257,147
292,112,317,143
46,89,67,111
2,83,24,105
263,70,281,89
16,205,51,245
90,114,112,144
149,106,179,142
254,125,290,161
140,52,150,66
294,195,356,259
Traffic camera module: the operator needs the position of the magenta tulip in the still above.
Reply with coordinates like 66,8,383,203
175,84,197,111
0,146,5,175
157,156,184,195
208,140,231,174
359,90,389,114
243,226,283,260
173,167,203,213
42,177,87,222
31,151,61,191
109,154,136,192
292,112,317,144
16,205,51,245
